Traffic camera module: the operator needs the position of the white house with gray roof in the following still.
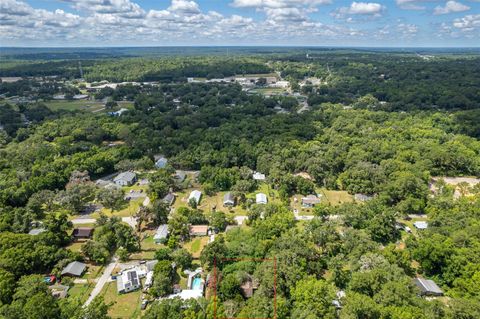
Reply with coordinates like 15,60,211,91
114,171,137,186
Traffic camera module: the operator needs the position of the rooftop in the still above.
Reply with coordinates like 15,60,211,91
61,261,86,277
114,171,136,183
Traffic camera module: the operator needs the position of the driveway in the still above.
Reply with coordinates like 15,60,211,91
84,258,117,307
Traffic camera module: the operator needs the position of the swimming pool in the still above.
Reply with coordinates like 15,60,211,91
192,277,202,290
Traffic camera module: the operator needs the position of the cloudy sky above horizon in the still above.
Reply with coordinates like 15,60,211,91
1,0,479,47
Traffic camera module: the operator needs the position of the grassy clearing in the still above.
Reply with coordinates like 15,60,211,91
68,283,94,304
249,87,287,95
99,281,142,319
317,188,353,206
44,100,134,113
183,237,209,259
44,100,105,112
66,241,84,253
130,230,159,260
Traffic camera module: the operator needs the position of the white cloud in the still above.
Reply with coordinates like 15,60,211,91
168,0,201,14
397,22,418,37
452,14,480,31
434,1,470,15
395,0,434,10
63,0,145,18
333,2,384,19
231,0,331,8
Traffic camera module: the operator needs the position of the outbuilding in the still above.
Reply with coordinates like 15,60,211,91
223,193,235,207
188,190,202,205
414,278,443,296
256,193,267,205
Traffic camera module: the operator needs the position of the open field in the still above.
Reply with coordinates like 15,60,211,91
44,100,134,113
249,87,287,95
183,236,209,259
99,281,142,319
317,188,354,205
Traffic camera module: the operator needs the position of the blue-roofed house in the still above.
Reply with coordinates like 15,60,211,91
155,156,168,169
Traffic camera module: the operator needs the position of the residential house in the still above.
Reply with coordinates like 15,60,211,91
114,171,137,186
414,221,428,230
240,276,259,298
108,108,128,116
153,224,169,244
414,278,443,296
256,193,267,205
189,225,208,237
301,194,321,208
173,170,186,183
155,156,168,169
72,227,94,239
188,190,202,205
223,192,235,207
253,171,266,181
28,228,46,236
145,260,158,272
162,193,175,206
117,269,141,294
61,261,86,277
49,285,69,299
354,193,374,202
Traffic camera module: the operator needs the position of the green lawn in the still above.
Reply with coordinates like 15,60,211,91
44,100,105,112
99,281,143,319
130,230,160,260
183,237,209,258
44,100,134,113
68,282,94,304
317,188,353,205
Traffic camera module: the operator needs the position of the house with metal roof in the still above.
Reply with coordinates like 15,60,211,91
162,193,175,206
301,194,321,207
188,190,202,205
61,261,86,277
28,228,46,236
114,171,137,186
153,224,169,244
174,170,186,183
253,171,266,181
189,225,208,237
223,192,235,207
155,156,168,169
354,193,374,202
117,269,141,294
256,193,267,204
414,221,428,230
414,278,443,296
72,227,94,239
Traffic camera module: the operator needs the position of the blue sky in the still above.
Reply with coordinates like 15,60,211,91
1,0,479,47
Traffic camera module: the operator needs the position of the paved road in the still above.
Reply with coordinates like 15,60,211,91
84,258,117,307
